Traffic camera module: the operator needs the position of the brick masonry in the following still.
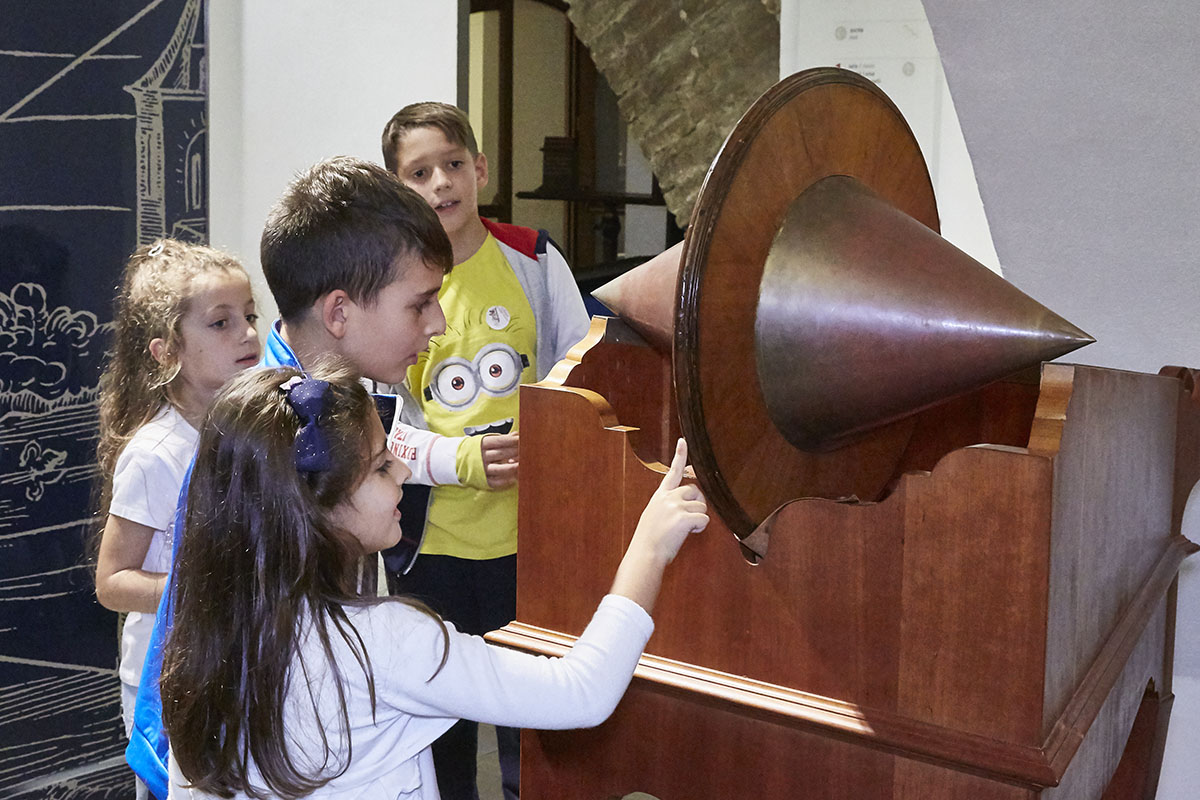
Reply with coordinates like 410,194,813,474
567,0,780,225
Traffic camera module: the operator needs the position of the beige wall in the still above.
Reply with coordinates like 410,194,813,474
467,1,568,242
510,0,569,242
469,10,501,208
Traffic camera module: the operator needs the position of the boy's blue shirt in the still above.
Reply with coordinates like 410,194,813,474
125,321,298,799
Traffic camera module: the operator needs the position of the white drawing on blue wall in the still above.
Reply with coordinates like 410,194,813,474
0,1,208,797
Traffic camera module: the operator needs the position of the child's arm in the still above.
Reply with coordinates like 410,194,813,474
608,438,708,614
386,420,464,486
95,515,166,614
369,452,704,730
386,385,520,491
387,423,519,491
480,433,519,489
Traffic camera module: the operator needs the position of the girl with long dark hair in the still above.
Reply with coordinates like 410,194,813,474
161,363,707,799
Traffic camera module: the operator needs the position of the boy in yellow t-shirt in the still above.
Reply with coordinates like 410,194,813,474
381,102,590,800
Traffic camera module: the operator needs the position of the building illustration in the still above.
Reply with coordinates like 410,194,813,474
0,2,208,797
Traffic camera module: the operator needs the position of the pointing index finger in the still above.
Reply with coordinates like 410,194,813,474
659,438,688,492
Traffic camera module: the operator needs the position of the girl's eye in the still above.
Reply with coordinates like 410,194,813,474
246,313,259,324
449,160,463,169
412,169,425,180
210,318,227,329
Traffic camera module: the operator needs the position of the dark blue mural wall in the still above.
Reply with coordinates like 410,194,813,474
0,1,207,796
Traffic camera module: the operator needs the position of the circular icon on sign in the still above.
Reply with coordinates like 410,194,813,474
835,26,847,41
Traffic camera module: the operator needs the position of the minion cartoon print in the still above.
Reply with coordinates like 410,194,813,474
413,299,536,440
424,337,529,434
401,233,541,556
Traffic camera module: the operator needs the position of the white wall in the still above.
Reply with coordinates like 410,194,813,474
779,0,1000,273
208,0,459,326
919,2,1200,376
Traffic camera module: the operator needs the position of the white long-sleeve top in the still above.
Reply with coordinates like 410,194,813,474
168,594,652,800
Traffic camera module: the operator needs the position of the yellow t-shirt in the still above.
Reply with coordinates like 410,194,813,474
406,234,537,559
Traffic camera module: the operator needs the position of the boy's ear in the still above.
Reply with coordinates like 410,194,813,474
319,290,352,340
148,338,170,365
474,152,489,192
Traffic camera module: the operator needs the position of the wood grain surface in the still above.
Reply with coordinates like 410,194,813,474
500,321,1197,798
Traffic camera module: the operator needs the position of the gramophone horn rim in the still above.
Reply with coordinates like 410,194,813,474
673,67,939,538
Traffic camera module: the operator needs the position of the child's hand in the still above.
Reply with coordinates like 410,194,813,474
610,439,708,614
632,438,709,565
481,433,519,489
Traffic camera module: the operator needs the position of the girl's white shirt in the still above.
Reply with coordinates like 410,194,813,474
168,593,653,800
108,403,198,686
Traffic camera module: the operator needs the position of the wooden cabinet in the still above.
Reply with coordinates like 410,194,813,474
492,319,1197,799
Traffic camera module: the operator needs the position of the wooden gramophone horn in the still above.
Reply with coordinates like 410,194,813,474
663,68,1092,538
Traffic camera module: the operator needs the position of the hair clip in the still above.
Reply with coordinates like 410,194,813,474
148,241,165,256
282,376,333,473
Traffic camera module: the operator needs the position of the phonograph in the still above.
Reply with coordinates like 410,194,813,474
489,68,1199,799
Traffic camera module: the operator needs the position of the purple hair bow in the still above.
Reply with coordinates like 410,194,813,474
282,376,333,473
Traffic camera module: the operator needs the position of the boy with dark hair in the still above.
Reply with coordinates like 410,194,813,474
127,156,470,799
263,155,451,320
381,102,590,800
260,156,452,388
